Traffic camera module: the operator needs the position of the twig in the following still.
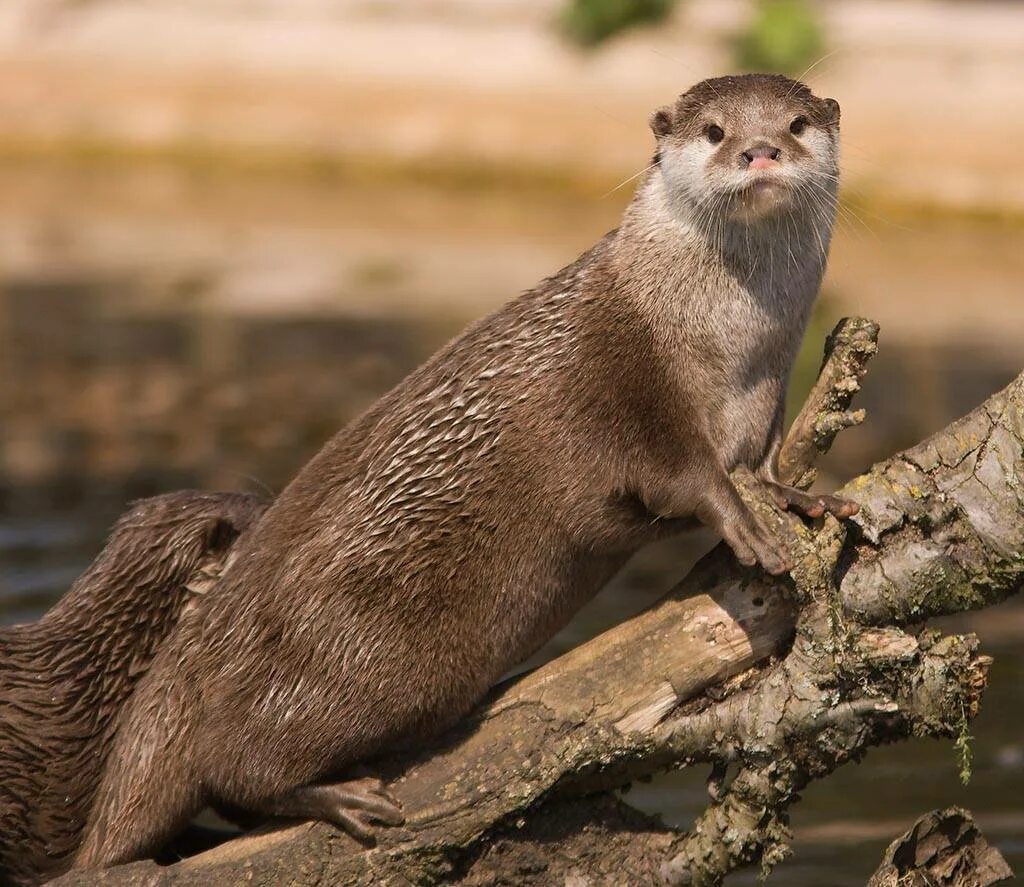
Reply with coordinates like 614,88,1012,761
778,316,880,489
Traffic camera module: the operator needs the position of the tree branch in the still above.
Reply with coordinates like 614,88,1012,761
867,807,1013,887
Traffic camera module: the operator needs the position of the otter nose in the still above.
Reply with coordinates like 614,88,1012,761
741,144,781,169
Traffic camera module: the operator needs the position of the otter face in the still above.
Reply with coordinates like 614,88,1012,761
650,73,840,225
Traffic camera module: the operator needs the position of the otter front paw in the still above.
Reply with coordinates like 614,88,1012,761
716,509,794,576
694,475,795,576
696,491,798,573
762,480,858,520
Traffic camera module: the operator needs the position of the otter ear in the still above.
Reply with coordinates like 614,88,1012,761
822,97,840,124
649,106,674,138
205,517,240,552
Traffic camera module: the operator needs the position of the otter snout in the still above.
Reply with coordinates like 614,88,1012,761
741,143,781,169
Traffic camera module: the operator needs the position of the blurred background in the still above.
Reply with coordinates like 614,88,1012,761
0,0,1022,882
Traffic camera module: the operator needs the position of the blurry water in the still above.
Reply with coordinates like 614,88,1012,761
0,160,1021,882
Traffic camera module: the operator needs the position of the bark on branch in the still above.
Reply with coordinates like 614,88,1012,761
867,807,1013,887
53,319,1022,887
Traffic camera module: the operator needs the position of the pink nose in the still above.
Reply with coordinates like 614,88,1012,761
741,145,782,169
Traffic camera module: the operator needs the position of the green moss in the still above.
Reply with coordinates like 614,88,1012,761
955,699,973,786
560,0,677,47
920,574,987,617
733,0,824,75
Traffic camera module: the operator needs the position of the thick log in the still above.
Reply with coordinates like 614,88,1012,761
51,326,1024,887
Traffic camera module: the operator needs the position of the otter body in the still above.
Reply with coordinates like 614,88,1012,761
0,491,265,886
77,74,847,868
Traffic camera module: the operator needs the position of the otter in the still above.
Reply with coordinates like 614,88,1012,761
0,491,266,886
74,73,854,870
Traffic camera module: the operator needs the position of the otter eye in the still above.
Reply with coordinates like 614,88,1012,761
790,116,807,136
706,124,725,144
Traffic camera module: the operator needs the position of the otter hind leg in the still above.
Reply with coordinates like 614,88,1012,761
74,761,204,870
255,778,404,843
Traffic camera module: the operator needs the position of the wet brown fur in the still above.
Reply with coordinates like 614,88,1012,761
75,75,843,869
0,491,266,885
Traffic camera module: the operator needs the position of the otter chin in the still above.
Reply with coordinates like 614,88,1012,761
734,175,793,219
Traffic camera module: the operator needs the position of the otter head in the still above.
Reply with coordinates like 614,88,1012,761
650,73,840,225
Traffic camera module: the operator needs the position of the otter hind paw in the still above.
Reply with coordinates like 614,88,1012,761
259,777,404,844
318,777,405,842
